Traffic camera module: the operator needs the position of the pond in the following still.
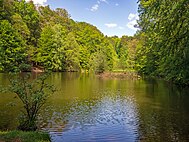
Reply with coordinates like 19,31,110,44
1,72,189,141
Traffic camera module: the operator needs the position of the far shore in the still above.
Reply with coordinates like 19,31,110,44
1,68,141,80
96,71,141,80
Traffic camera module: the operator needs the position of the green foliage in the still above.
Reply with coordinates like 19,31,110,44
75,22,103,53
137,0,189,85
14,0,41,46
90,50,107,74
135,33,146,73
101,40,116,71
62,32,80,71
106,36,121,56
119,46,128,71
0,0,14,21
6,72,55,131
38,5,71,28
35,25,64,71
0,0,136,74
126,38,138,71
0,20,27,72
11,13,30,40
0,0,187,93
79,45,90,70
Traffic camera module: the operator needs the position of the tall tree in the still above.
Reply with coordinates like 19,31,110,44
0,20,27,72
14,0,41,47
35,24,67,71
11,13,30,40
137,0,189,85
62,32,80,71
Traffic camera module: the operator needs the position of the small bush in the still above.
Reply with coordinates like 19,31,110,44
4,72,55,131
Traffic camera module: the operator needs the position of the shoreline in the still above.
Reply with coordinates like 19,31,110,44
96,72,141,80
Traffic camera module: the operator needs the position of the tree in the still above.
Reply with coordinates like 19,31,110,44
4,72,55,131
90,50,107,74
11,13,30,41
0,20,27,72
106,36,121,58
119,46,128,72
75,22,104,54
35,25,55,69
137,0,189,85
126,37,138,71
0,0,14,21
100,39,116,71
14,0,41,47
35,24,67,71
79,45,90,71
0,0,119,73
62,32,80,71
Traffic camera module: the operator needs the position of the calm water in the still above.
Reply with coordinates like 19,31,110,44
1,72,189,142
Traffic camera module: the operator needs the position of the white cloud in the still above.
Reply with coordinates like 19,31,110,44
91,4,99,12
105,23,117,28
25,0,47,6
127,13,139,30
127,20,138,30
100,0,108,4
90,0,108,12
128,13,139,21
115,3,119,6
118,26,124,30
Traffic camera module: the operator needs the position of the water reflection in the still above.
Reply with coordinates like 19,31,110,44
1,73,189,141
40,89,139,142
136,79,189,142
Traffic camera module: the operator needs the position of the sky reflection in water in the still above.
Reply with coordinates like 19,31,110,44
1,73,189,142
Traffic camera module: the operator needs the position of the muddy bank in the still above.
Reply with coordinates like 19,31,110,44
31,66,44,73
96,72,141,80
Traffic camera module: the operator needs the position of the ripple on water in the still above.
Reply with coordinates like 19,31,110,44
40,89,140,142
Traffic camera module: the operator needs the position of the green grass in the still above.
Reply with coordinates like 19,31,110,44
0,130,51,142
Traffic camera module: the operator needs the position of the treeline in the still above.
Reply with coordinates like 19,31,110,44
0,0,138,73
136,0,189,86
1,0,188,86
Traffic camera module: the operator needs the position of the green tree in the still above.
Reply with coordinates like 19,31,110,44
90,51,107,74
107,36,121,58
79,45,90,71
126,38,138,71
4,72,55,131
11,13,30,41
0,20,27,72
119,46,128,71
137,0,189,85
62,32,80,71
100,39,116,71
0,0,14,21
35,24,67,71
35,25,55,69
14,0,41,47
75,22,104,54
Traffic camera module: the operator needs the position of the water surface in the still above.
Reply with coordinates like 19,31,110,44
0,72,189,142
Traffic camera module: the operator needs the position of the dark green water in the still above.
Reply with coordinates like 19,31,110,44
1,72,189,142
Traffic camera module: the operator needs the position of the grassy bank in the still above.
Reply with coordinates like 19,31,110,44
0,130,50,142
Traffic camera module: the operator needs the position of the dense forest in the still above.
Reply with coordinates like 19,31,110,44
0,0,189,86
137,0,189,86
0,0,138,73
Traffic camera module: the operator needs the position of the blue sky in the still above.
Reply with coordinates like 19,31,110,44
27,0,139,37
